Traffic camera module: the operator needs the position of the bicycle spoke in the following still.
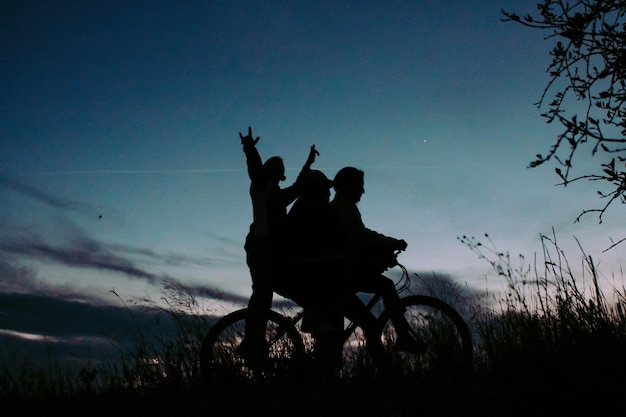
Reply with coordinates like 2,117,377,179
200,309,306,384
378,295,473,376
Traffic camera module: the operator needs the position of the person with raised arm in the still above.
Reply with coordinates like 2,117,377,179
237,126,317,366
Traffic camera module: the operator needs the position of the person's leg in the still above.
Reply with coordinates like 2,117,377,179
312,318,344,380
307,257,396,371
339,294,392,373
245,277,273,343
355,273,401,312
355,274,425,354
240,243,273,364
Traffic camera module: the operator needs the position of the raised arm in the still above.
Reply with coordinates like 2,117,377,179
239,126,264,186
303,144,319,171
295,144,319,181
281,144,320,206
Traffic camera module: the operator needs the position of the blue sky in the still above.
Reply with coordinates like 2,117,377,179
2,0,625,366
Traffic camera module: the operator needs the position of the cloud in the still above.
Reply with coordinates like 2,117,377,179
107,243,227,268
0,174,89,212
0,291,188,368
0,257,39,293
0,238,159,283
0,253,120,304
0,206,245,310
162,279,296,309
0,216,229,287
0,283,285,370
0,174,236,277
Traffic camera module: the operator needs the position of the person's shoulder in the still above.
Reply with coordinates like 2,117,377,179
330,194,346,203
331,195,354,207
328,196,342,208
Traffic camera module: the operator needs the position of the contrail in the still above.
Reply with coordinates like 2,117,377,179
41,168,245,175
39,164,439,176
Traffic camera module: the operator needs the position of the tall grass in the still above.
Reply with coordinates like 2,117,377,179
2,233,626,413
459,231,626,389
0,281,216,408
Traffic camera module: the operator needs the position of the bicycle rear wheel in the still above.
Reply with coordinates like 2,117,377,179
200,308,306,385
377,295,473,375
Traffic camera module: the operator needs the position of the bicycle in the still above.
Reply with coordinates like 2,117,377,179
200,254,473,383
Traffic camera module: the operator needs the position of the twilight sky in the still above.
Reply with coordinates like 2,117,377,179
2,0,625,366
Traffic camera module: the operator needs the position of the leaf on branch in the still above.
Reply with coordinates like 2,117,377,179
555,167,566,181
505,1,626,226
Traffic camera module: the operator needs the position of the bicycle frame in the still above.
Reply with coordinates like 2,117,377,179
269,254,411,347
268,291,386,349
200,258,474,383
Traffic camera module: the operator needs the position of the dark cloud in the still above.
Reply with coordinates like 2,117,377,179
0,257,39,293
163,278,295,308
0,234,244,292
205,231,242,248
0,255,113,303
0,220,251,318
0,238,159,283
107,243,225,268
1,174,243,278
0,225,234,288
0,291,223,369
0,174,89,212
0,292,145,337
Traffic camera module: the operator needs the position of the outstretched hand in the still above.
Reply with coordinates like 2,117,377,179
239,126,260,147
304,144,319,168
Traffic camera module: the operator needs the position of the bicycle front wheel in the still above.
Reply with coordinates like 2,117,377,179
377,295,473,376
200,308,305,385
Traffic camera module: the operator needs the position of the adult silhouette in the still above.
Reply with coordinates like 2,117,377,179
328,166,425,354
282,168,395,376
284,169,346,375
237,131,397,373
237,126,317,366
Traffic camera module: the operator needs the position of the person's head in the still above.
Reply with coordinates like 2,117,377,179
333,167,364,203
263,156,286,183
299,169,333,201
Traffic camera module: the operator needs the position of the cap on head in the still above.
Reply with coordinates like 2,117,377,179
263,156,286,182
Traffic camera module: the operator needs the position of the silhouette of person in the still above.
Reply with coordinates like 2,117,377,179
237,126,318,365
284,169,346,375
281,168,394,377
276,162,390,378
285,169,334,257
238,132,393,373
328,166,425,354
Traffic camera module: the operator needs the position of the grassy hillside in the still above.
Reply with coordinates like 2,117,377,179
2,235,625,416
